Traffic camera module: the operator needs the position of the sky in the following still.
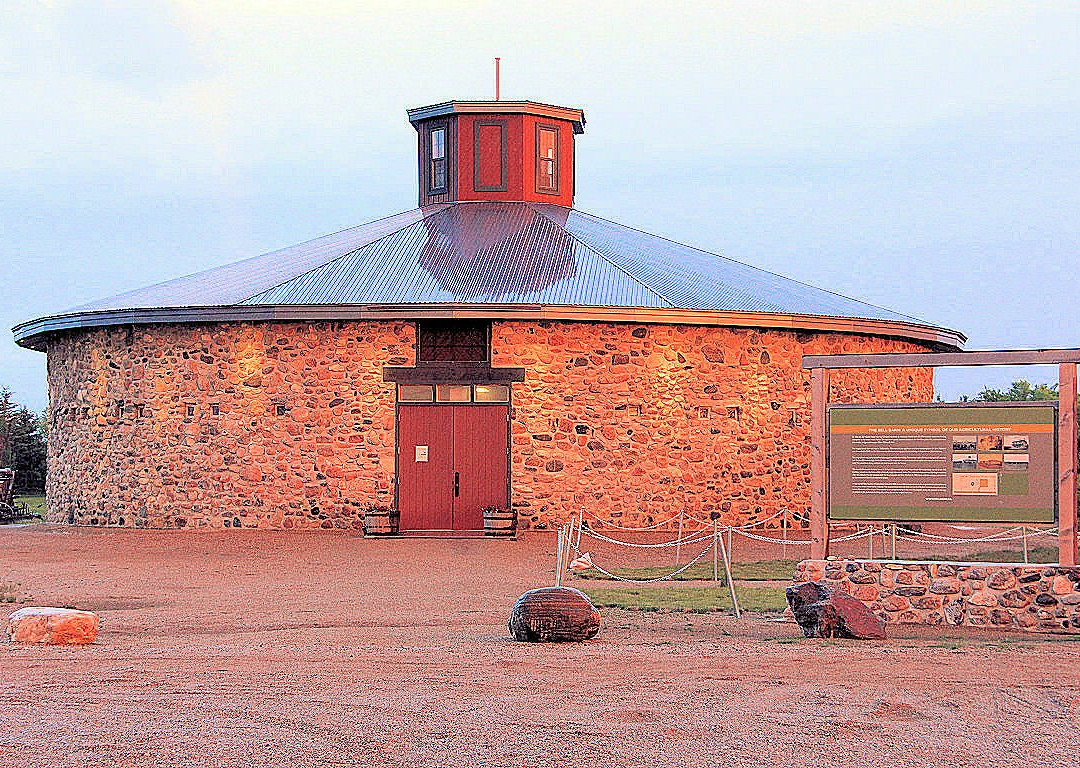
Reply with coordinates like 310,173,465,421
1,0,1077,410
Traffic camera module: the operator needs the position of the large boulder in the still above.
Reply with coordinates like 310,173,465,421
7,607,100,645
509,587,602,642
786,581,886,640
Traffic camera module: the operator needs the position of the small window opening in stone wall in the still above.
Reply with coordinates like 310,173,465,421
727,406,741,422
276,404,288,417
435,384,471,403
398,384,434,402
186,404,196,418
696,406,710,419
114,400,125,419
473,384,509,403
210,403,220,416
418,320,490,362
134,404,145,419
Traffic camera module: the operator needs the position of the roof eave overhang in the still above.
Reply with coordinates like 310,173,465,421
407,101,586,133
12,304,966,353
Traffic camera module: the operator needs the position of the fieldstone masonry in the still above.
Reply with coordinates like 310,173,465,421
46,321,412,529
45,319,933,530
794,559,1080,633
493,321,931,529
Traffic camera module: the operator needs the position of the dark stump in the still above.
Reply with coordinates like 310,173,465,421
508,587,602,642
786,581,886,640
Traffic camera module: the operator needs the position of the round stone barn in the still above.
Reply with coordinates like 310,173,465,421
14,98,965,532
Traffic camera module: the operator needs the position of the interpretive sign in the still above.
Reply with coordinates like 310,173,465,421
828,403,1057,523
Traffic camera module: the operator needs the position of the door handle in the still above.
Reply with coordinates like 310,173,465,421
454,472,460,497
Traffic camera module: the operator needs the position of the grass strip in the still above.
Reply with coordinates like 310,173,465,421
582,584,788,614
575,558,799,582
13,495,45,517
921,545,1057,564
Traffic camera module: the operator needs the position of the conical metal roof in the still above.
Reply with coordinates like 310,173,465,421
13,202,964,350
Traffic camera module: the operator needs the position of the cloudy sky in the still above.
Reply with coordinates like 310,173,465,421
1,1,1077,410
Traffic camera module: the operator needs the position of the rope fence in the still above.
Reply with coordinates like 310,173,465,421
568,536,718,584
581,506,790,532
556,509,1062,592
579,526,716,549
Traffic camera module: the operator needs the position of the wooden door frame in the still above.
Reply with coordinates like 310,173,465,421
394,398,512,530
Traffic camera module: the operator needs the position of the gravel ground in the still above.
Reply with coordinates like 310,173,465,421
1,525,1078,768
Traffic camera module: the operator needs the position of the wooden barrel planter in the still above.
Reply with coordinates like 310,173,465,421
483,506,517,538
362,505,399,536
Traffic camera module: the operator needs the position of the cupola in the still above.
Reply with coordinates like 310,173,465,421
407,100,585,208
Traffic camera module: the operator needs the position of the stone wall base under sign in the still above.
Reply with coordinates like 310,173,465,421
794,559,1080,634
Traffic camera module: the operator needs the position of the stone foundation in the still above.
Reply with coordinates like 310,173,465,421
794,559,1080,633
45,319,933,530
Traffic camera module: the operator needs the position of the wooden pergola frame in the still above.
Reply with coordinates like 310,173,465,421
802,348,1080,566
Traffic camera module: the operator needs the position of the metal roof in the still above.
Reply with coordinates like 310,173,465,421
406,101,586,133
13,201,965,350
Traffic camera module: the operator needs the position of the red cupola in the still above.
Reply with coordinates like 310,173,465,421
407,100,585,208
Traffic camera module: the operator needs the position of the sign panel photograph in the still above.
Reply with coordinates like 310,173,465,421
828,403,1057,523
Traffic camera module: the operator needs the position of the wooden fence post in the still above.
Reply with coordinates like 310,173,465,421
554,525,565,587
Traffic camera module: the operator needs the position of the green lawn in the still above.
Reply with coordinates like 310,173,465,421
969,545,1057,563
575,558,798,582
922,545,1057,564
14,495,45,517
582,584,789,614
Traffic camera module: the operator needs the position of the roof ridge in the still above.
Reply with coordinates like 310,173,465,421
240,205,449,304
526,203,675,309
563,206,927,325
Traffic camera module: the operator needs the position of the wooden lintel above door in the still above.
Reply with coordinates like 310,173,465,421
383,362,525,384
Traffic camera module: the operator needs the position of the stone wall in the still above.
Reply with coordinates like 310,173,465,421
46,321,413,529
493,322,932,529
795,559,1080,633
45,319,933,529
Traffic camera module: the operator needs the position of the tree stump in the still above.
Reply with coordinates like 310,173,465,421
786,581,886,640
508,587,602,642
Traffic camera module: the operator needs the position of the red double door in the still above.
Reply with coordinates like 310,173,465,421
397,405,509,532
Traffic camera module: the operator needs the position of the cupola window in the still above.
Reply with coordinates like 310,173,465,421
536,125,558,193
430,126,447,192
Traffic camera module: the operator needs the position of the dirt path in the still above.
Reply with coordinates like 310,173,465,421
1,525,1078,768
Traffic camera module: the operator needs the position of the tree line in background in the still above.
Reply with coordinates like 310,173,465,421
0,388,46,494
963,379,1061,403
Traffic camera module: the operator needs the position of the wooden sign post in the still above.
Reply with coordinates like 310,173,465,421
1059,362,1077,566
810,368,830,560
